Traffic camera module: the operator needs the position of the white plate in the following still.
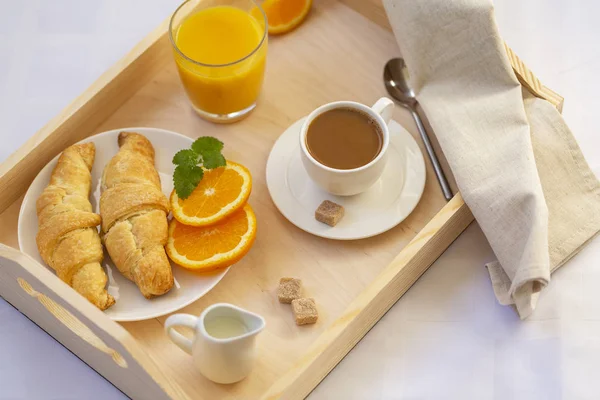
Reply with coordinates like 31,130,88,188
266,118,426,240
18,127,229,322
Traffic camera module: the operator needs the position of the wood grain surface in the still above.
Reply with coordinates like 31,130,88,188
0,1,475,399
0,0,566,396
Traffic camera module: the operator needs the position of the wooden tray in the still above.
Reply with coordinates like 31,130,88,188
0,1,561,399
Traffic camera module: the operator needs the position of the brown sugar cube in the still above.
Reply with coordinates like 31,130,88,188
315,200,345,227
291,298,318,325
278,277,302,304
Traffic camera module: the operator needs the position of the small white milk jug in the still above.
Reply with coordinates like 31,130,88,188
165,303,266,384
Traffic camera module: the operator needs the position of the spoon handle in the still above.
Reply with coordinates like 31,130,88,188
410,108,454,201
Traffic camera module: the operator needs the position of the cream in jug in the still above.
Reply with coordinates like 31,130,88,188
165,303,266,384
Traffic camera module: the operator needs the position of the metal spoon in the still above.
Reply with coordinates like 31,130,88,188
384,58,453,201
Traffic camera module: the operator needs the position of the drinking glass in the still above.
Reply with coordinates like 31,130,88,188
170,0,268,123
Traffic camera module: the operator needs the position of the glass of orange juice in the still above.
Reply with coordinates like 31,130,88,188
169,0,268,123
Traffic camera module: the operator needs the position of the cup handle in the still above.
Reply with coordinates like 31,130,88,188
165,314,198,355
371,97,394,125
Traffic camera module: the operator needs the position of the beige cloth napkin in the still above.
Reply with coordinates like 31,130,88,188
383,0,600,318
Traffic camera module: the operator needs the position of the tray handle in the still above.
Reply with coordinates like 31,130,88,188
503,42,565,112
16,277,127,368
0,244,190,400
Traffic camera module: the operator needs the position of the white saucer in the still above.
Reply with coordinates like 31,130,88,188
266,118,426,240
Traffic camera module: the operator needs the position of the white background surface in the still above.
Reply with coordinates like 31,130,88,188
1,0,599,399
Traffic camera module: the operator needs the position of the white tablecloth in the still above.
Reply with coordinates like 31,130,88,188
1,0,599,399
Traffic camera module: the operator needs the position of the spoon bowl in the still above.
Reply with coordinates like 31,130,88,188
384,58,417,107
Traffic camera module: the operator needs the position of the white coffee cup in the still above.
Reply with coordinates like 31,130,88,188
300,97,394,196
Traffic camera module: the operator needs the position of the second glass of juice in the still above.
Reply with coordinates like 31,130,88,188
170,0,268,123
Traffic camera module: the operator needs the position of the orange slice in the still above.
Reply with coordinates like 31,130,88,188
253,0,313,35
170,161,252,227
166,204,257,271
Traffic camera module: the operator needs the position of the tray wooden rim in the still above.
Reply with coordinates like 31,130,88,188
0,1,562,399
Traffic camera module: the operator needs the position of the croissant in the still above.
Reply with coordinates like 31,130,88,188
100,132,173,298
36,143,115,310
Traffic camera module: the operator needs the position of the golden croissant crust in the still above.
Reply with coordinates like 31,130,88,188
36,143,115,310
100,132,173,298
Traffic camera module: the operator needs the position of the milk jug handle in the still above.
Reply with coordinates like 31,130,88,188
165,314,198,355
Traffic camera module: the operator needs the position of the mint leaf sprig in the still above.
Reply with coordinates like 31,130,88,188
173,136,226,199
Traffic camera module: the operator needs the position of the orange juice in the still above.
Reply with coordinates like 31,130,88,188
172,5,267,120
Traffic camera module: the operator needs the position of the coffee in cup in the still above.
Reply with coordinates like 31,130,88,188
300,97,394,196
305,108,384,170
